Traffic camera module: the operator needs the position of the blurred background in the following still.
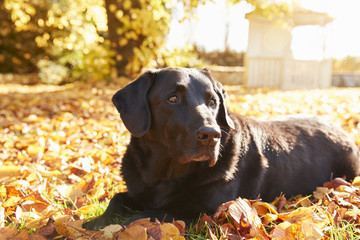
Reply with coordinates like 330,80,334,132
1,0,359,88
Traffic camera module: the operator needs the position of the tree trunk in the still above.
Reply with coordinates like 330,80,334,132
104,0,145,77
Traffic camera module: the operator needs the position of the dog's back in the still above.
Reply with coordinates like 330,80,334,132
232,115,360,201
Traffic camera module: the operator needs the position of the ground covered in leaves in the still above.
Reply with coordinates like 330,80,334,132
0,80,359,239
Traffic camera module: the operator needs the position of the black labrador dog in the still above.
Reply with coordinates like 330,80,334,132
83,67,360,230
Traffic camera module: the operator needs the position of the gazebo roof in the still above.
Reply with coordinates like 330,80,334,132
292,6,334,26
246,5,334,27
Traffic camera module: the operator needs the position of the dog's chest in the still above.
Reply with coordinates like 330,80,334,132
149,180,178,208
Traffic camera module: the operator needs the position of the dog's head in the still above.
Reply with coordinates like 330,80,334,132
112,68,234,167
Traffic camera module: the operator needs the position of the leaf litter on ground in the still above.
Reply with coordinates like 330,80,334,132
0,79,360,239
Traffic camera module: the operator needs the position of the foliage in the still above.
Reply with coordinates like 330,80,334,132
0,0,49,73
234,0,294,20
0,80,360,238
1,0,113,82
159,45,205,68
333,56,360,73
194,45,245,66
1,0,297,81
37,59,69,84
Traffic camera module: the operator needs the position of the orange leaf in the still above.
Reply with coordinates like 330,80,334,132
114,224,147,240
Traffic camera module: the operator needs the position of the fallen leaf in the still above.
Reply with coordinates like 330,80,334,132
301,221,324,239
271,221,297,240
15,228,30,239
114,224,147,240
0,226,18,239
313,187,332,200
102,224,123,239
160,222,185,240
285,207,329,228
252,201,278,216
323,177,351,189
0,166,21,178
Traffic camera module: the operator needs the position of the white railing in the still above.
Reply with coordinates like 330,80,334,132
246,57,332,89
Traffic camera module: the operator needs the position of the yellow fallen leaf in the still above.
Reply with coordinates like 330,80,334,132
27,144,45,157
0,207,4,228
252,201,278,216
160,222,185,240
285,207,329,228
75,204,99,216
54,217,85,238
271,221,298,240
41,170,62,178
0,166,21,178
55,221,76,238
263,213,278,225
3,196,21,208
301,221,324,239
25,208,58,229
352,176,360,187
294,196,312,207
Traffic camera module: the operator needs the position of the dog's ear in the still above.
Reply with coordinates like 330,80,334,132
201,68,235,130
112,70,157,137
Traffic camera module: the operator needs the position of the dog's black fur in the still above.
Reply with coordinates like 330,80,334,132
83,67,360,230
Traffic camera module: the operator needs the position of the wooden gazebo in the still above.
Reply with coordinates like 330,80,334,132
245,7,334,89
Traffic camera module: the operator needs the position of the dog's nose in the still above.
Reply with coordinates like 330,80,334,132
196,127,221,146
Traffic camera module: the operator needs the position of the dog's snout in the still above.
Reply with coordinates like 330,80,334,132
196,127,221,146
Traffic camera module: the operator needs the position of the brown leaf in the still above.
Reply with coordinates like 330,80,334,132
323,177,351,189
32,217,58,238
200,213,215,226
102,224,123,239
252,201,278,216
14,228,30,240
114,224,147,240
22,191,52,212
0,226,18,239
29,233,50,240
6,186,25,198
275,196,287,213
172,220,186,235
147,222,163,240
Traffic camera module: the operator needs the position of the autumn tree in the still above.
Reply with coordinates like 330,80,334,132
0,0,113,82
0,0,293,80
104,0,209,77
100,0,294,77
0,1,49,73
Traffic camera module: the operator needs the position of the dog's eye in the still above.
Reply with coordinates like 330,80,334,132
168,96,179,104
209,98,217,108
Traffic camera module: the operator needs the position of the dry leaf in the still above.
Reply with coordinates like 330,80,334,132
114,224,147,240
0,166,21,178
159,222,185,240
102,224,123,238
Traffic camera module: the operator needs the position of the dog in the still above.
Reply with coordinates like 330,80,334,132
83,67,360,230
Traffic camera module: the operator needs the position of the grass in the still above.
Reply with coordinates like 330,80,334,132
326,220,360,240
